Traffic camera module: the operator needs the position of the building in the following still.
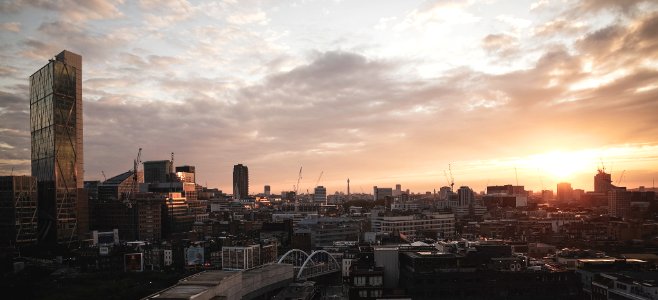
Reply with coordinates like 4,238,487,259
233,164,249,199
143,160,173,183
264,185,271,196
557,182,574,202
594,169,613,194
296,217,360,247
370,210,455,240
98,170,142,202
221,244,260,270
30,50,85,244
0,176,38,247
175,165,195,183
373,186,393,201
609,188,631,218
458,186,475,206
313,186,327,203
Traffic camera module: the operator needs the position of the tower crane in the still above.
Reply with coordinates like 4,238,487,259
101,171,107,182
294,167,302,212
616,170,626,186
448,163,455,191
315,171,324,187
128,148,142,201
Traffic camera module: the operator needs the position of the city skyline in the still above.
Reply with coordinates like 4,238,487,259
1,1,658,193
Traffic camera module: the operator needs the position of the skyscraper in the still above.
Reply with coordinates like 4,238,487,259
556,182,573,202
30,50,84,244
233,164,249,199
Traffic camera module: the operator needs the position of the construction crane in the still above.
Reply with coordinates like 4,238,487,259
127,148,142,201
294,167,302,212
101,171,107,182
448,163,455,191
315,171,324,187
616,170,626,186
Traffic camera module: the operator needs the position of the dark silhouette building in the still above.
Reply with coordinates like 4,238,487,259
143,160,173,183
233,164,249,199
594,169,613,194
30,50,86,244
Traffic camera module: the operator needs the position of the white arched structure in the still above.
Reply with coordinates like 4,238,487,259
296,250,340,280
277,249,310,265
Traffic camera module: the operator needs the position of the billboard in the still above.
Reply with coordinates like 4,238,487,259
124,253,144,272
186,246,205,266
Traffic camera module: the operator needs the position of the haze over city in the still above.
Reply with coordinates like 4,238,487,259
1,0,658,193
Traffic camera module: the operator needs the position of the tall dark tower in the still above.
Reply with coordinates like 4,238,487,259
30,50,84,244
232,164,249,199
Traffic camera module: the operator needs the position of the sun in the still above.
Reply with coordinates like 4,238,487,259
524,151,595,180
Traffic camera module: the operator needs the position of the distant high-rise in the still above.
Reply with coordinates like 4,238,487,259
30,50,84,244
264,185,271,196
233,164,249,199
457,186,474,206
143,160,173,183
556,182,573,202
594,169,613,194
373,186,393,201
608,188,630,218
313,186,327,203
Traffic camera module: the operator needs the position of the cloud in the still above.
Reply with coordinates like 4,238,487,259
0,0,124,22
481,34,520,59
0,22,20,32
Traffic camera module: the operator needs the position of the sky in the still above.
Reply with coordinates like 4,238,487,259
1,0,658,195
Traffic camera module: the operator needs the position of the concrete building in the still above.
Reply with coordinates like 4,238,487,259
313,186,327,203
30,50,85,243
143,160,173,183
264,185,271,196
0,176,38,247
233,164,249,199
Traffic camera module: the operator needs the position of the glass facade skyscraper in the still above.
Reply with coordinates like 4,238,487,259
30,50,84,244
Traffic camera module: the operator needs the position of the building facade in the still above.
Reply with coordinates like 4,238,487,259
143,160,173,183
0,176,38,247
313,186,327,203
30,50,84,244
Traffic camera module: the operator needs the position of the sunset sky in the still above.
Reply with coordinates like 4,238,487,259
1,0,658,194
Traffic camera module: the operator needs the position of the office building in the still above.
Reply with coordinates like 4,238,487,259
313,186,327,203
143,160,173,183
30,50,85,243
373,186,393,201
608,188,631,218
0,176,38,247
264,185,271,196
175,165,195,183
458,186,475,206
370,210,455,240
233,164,249,199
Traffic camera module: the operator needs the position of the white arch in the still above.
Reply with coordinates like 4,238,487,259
277,249,310,264
297,250,340,279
